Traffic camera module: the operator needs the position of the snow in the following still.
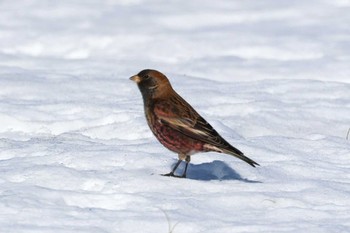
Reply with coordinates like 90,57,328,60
1,0,350,232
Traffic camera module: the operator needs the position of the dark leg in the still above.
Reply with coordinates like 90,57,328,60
162,159,182,177
181,156,191,178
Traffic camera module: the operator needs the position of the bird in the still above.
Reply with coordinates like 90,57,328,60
130,69,259,178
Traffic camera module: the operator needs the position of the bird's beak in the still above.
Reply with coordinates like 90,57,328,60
129,75,141,83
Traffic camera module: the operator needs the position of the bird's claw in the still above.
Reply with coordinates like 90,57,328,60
161,172,174,177
161,172,186,178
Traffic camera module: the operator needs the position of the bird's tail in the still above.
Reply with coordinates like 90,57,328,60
206,144,259,167
222,147,260,167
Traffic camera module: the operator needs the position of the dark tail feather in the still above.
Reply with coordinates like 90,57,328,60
221,147,260,167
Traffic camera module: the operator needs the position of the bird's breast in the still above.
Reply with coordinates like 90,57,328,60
148,116,205,155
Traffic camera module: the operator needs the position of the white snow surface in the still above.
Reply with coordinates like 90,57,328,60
1,0,350,232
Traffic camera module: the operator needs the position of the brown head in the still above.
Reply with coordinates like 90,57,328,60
130,69,173,100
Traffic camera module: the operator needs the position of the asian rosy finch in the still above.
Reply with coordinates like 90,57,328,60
130,69,259,178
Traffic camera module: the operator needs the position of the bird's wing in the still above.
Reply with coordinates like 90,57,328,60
153,97,229,149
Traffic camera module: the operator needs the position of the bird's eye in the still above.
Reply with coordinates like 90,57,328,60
144,75,150,80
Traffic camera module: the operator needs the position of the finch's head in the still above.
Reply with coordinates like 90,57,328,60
130,69,173,99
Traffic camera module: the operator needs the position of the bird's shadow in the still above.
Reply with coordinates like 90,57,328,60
172,160,261,182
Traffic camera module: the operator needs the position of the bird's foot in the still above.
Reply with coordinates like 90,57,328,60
162,172,175,177
161,172,186,178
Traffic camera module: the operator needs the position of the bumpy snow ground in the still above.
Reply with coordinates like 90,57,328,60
1,0,350,232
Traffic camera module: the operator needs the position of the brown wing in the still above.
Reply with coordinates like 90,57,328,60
153,93,239,152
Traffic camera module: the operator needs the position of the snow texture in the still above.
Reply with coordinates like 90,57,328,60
1,0,350,232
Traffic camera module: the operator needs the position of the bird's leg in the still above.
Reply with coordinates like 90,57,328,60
162,159,182,177
180,156,191,178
